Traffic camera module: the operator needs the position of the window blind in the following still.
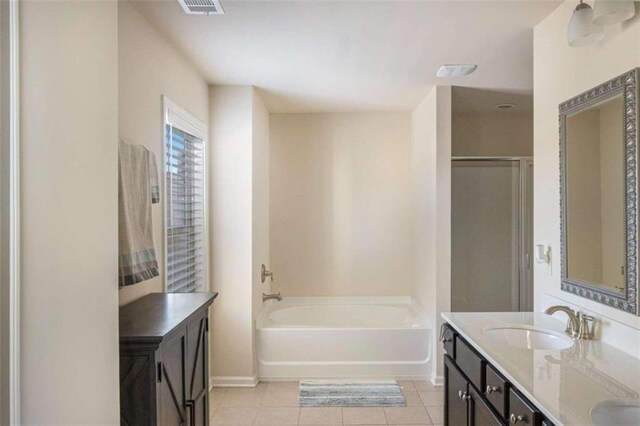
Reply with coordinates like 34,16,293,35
165,124,205,293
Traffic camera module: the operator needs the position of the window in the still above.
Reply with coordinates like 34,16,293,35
163,97,207,293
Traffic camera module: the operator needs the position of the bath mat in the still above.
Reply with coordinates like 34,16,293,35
298,380,406,407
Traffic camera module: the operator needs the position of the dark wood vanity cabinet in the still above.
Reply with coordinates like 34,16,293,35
443,323,550,426
119,292,217,426
445,356,470,426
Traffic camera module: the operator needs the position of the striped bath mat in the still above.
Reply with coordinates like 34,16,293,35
298,380,406,407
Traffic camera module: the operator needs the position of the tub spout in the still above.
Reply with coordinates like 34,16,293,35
263,292,282,302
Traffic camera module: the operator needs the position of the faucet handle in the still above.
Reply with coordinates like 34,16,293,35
577,312,595,340
261,264,274,283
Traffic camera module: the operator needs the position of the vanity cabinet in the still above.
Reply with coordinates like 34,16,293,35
443,323,550,426
119,292,217,426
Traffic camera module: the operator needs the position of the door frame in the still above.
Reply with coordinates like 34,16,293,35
1,0,21,423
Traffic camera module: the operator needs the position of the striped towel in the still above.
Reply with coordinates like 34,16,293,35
118,139,160,287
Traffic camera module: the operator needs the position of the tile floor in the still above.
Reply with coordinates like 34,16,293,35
210,381,444,426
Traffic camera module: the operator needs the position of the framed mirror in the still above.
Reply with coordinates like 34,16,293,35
560,68,639,315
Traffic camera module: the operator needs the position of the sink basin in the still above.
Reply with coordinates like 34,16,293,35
591,400,640,426
482,325,573,350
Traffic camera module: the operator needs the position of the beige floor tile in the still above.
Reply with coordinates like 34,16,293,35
402,391,423,407
253,382,268,392
299,407,342,425
211,407,258,425
260,391,300,407
210,392,226,410
384,407,432,425
265,381,300,392
425,406,443,424
399,381,416,391
220,389,264,407
418,390,444,407
253,407,300,425
342,407,387,425
413,381,436,392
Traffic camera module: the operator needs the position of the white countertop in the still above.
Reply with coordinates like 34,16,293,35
441,312,640,426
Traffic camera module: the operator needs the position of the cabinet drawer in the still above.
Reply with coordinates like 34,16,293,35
509,389,541,426
455,336,485,390
485,364,508,418
441,323,456,357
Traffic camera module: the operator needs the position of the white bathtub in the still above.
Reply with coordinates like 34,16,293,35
256,297,431,381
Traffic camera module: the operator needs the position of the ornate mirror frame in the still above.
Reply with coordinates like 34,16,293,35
559,68,639,315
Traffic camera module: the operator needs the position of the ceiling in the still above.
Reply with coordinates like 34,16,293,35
132,0,562,113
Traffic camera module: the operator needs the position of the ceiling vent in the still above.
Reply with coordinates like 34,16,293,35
178,0,224,15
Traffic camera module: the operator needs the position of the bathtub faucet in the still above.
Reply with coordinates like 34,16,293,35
263,292,282,302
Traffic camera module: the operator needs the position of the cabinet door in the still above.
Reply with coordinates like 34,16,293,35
445,356,469,426
186,313,209,425
158,333,188,426
509,389,541,426
469,387,502,426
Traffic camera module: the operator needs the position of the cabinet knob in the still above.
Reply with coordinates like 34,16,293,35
510,414,525,424
458,390,470,401
440,337,451,343
486,385,499,394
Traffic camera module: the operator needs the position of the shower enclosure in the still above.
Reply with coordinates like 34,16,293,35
451,157,533,312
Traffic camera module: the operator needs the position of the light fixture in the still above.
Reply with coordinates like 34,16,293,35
593,1,636,25
436,64,477,78
567,1,605,47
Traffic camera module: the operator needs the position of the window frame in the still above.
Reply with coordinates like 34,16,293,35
162,96,209,293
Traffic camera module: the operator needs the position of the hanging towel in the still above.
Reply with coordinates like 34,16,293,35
118,139,160,287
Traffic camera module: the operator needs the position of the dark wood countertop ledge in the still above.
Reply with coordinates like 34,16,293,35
119,292,218,341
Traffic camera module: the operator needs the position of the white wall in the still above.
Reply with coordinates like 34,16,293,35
118,0,209,306
411,86,452,384
209,86,270,385
534,0,640,357
269,113,412,297
20,0,119,423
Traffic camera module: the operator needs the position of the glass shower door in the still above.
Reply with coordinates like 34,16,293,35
451,160,532,312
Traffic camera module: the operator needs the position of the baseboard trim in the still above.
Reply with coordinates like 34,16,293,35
210,375,259,388
431,374,444,387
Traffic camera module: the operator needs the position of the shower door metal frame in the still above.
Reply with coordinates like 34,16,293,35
451,156,534,312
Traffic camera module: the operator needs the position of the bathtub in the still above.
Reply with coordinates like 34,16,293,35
256,297,431,381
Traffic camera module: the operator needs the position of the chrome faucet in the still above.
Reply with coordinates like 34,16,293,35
544,305,594,339
262,292,282,302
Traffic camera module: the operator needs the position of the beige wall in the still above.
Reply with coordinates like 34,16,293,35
411,86,452,383
534,0,640,356
452,111,533,157
209,86,270,384
0,1,9,421
252,90,271,320
20,0,119,423
118,0,209,305
269,113,412,297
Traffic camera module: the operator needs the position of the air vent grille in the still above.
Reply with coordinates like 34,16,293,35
178,0,224,15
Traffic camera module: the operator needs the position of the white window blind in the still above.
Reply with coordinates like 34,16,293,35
163,97,207,293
